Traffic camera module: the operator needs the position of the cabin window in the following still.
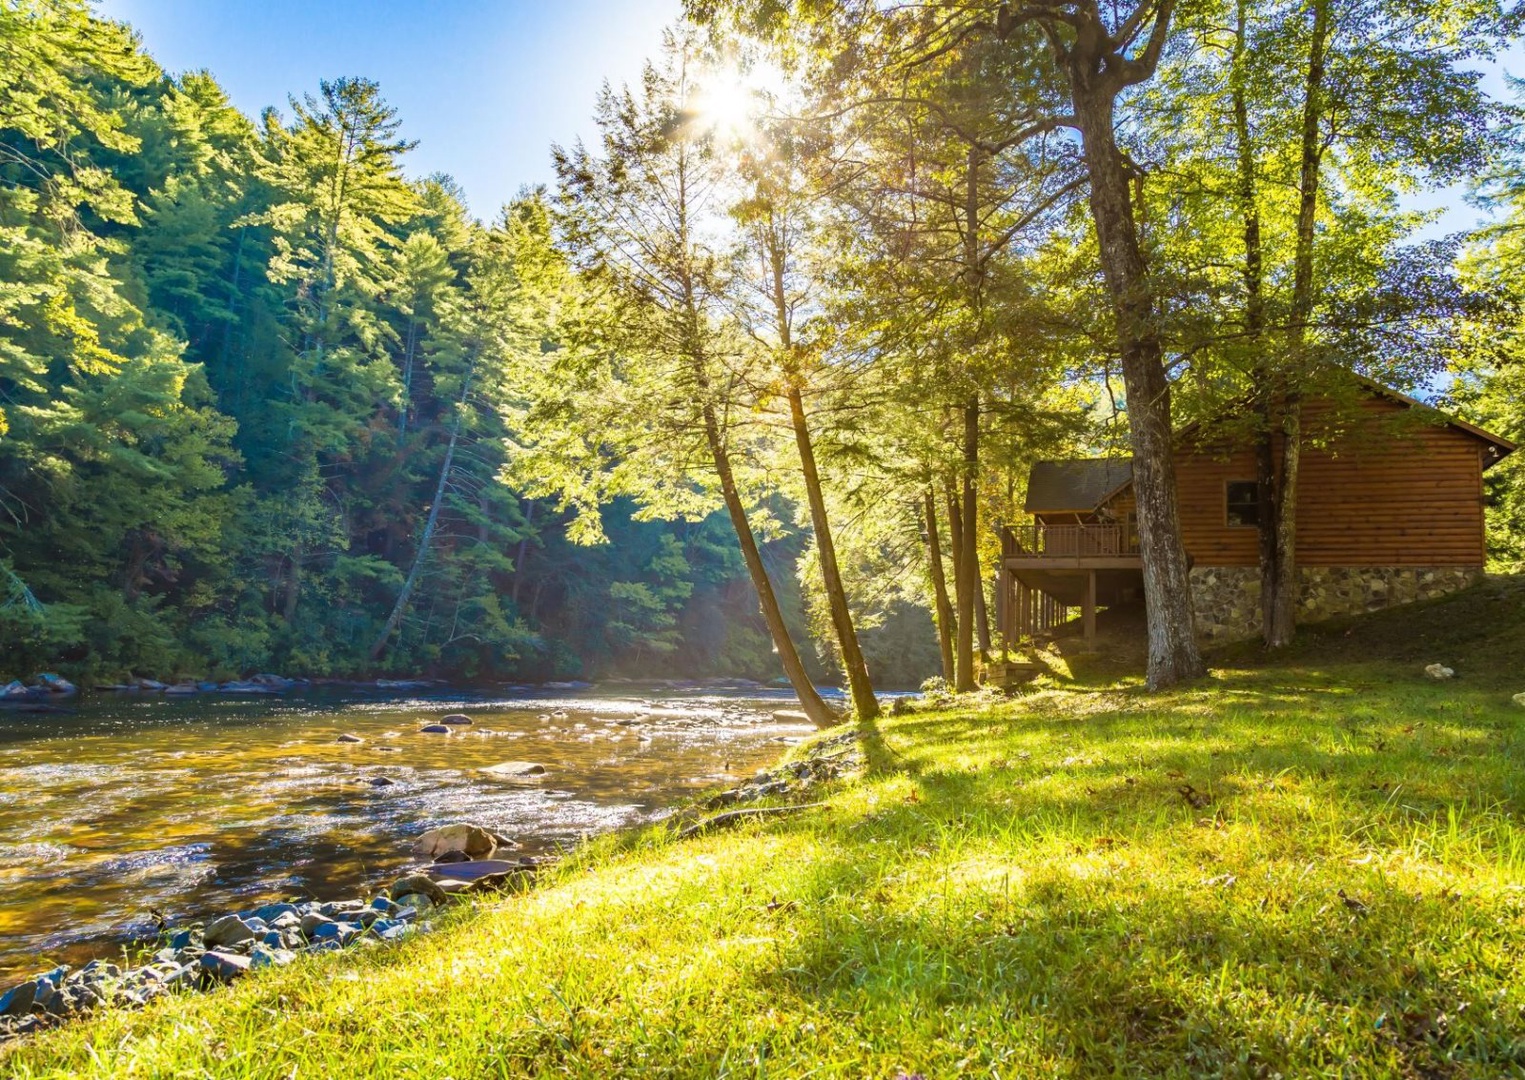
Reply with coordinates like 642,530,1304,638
1225,481,1260,527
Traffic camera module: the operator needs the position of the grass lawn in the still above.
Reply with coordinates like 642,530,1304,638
6,578,1525,1078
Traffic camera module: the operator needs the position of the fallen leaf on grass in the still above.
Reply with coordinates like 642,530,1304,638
1178,784,1212,809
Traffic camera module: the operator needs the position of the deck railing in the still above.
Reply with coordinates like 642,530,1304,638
1002,522,1140,559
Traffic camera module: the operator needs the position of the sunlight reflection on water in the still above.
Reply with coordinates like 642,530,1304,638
0,685,818,979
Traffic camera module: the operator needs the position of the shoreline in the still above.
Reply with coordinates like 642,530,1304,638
0,718,861,1044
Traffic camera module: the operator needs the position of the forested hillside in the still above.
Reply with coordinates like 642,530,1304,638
0,3,898,684
3,0,1522,692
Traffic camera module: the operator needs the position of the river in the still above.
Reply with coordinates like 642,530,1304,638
0,685,817,982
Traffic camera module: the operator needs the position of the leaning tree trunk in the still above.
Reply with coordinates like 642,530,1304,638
370,369,473,661
703,403,838,729
1069,75,1205,689
787,385,879,720
924,490,957,683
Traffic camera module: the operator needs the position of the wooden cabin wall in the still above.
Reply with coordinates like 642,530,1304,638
1168,395,1487,568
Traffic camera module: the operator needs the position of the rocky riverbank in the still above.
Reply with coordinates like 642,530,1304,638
0,825,540,1042
0,719,855,1045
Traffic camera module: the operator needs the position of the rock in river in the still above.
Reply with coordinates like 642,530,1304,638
439,713,473,725
412,823,499,861
482,761,546,778
336,733,363,743
419,724,452,735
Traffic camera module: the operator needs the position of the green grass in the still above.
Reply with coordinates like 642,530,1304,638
7,579,1525,1078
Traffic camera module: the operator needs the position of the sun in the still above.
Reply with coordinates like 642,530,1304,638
696,75,756,140
692,61,791,144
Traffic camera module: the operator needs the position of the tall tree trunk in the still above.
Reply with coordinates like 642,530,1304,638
787,386,879,720
510,499,535,607
1265,0,1330,650
762,210,878,720
953,396,980,690
370,369,472,660
973,549,992,658
1067,65,1205,689
282,543,302,622
398,315,419,438
1232,0,1279,647
924,490,957,683
702,403,838,728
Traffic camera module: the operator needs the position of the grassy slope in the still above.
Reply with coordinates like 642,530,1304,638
7,578,1525,1079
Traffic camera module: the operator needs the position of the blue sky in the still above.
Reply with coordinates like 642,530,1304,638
98,0,682,218
98,1,1519,233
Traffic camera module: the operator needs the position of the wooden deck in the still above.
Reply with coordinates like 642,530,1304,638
999,524,1143,645
1002,523,1141,566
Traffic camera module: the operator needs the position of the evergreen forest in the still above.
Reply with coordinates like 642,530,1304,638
2,0,1522,694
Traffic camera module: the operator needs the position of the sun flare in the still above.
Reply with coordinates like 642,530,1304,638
692,61,791,143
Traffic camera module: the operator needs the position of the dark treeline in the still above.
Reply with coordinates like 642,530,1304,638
0,3,938,684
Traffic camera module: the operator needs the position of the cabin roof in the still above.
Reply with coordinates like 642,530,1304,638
1346,371,1516,462
1024,458,1132,513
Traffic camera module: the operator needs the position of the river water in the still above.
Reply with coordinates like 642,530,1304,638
0,686,816,982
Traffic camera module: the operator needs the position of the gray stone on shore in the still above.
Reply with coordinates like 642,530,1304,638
389,874,448,906
309,921,361,947
249,945,296,969
393,892,435,914
299,912,335,936
203,914,257,948
199,951,250,982
0,980,35,1017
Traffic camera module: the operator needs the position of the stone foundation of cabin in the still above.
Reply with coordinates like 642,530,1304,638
1188,565,1482,642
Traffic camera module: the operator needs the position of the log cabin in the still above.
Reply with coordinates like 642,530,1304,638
998,374,1515,644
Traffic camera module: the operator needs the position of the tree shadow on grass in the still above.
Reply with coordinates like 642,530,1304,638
670,665,1525,1075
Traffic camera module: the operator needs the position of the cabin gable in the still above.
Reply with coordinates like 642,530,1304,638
1175,393,1495,569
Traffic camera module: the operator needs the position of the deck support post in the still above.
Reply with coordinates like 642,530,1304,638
1083,570,1097,643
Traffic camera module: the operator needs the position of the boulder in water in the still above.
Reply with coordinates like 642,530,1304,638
482,761,546,778
412,823,498,861
418,724,452,734
336,733,363,744
33,673,76,695
421,858,524,884
440,713,473,725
